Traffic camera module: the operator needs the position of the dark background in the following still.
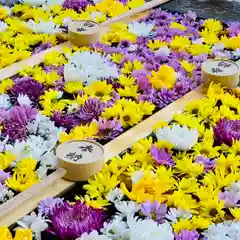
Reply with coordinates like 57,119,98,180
161,0,240,22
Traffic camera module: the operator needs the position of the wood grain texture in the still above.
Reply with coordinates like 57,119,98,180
1,86,205,227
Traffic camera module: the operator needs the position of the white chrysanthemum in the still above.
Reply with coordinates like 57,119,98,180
128,216,174,240
64,51,119,84
212,42,225,52
156,124,198,150
203,221,240,240
115,201,140,217
166,208,192,223
101,216,129,239
233,48,240,57
63,17,72,27
0,21,8,32
93,0,104,3
192,38,204,44
128,22,155,37
25,19,60,34
17,212,49,240
17,94,32,106
128,44,138,52
155,46,171,57
0,94,11,109
227,181,240,192
107,188,124,203
77,230,111,240
0,185,14,203
6,113,61,164
90,11,103,20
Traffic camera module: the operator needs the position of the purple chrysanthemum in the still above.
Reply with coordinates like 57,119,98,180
38,197,64,216
76,98,105,123
0,170,10,183
175,230,200,240
49,201,105,239
228,22,240,37
213,119,240,146
62,0,90,11
195,155,216,171
94,118,123,140
140,200,167,223
3,105,37,141
219,190,240,208
10,78,44,105
32,43,53,55
51,112,78,131
151,145,174,166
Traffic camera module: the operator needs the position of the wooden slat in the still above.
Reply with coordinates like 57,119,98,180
1,86,205,227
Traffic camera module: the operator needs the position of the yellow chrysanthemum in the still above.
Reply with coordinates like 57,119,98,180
188,44,211,56
7,171,39,192
127,0,145,9
117,86,139,99
16,157,37,173
43,51,67,66
230,208,240,220
170,36,191,51
221,34,240,50
118,74,135,86
148,65,176,90
0,151,16,170
169,22,187,31
84,81,113,101
147,40,168,50
0,78,13,94
60,122,99,143
200,29,220,45
0,226,32,240
202,18,223,33
64,81,84,94
181,61,195,74
111,53,124,64
122,60,143,74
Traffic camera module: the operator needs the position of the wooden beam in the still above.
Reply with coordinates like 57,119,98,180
1,86,205,227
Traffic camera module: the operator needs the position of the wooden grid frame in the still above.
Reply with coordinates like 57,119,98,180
0,0,239,227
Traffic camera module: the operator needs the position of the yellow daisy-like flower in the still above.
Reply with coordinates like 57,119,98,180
0,226,32,240
111,53,124,64
148,65,176,90
181,61,195,75
120,172,166,203
202,18,223,33
119,107,143,127
0,79,14,94
221,35,240,50
6,171,39,192
230,208,240,220
200,29,220,45
200,198,225,221
121,60,143,74
43,51,67,66
127,0,145,9
118,74,135,86
188,44,211,56
0,151,16,170
64,81,84,94
147,40,168,50
117,86,139,99
0,7,10,19
84,81,113,101
76,195,110,209
169,22,187,31
60,122,99,143
170,36,191,51
16,157,37,173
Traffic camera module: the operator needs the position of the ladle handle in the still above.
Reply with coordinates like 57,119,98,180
101,0,170,27
0,168,67,223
